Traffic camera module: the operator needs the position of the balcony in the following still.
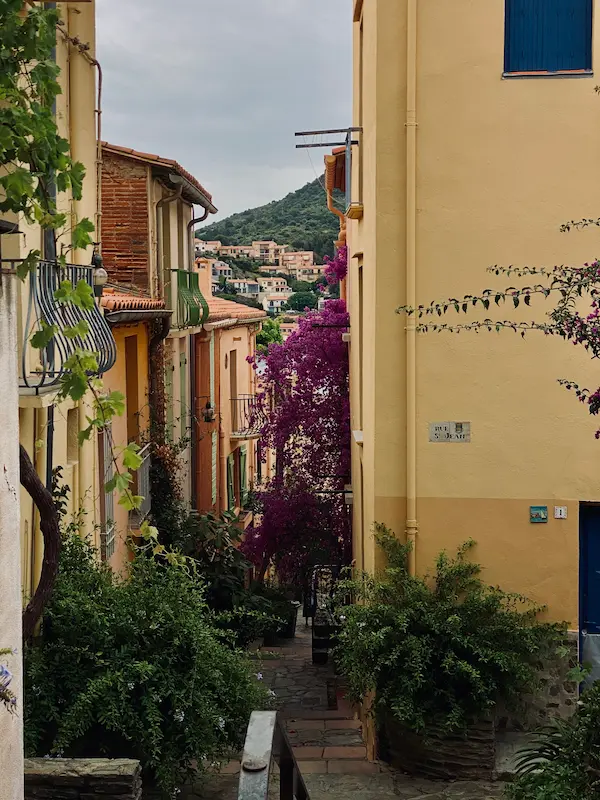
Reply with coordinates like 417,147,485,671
14,259,117,396
173,269,209,328
231,395,266,439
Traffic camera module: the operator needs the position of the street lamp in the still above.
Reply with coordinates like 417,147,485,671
92,250,108,298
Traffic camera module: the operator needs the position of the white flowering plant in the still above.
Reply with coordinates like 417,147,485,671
0,649,16,712
24,534,269,795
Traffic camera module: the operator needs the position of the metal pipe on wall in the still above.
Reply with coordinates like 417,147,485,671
405,0,418,577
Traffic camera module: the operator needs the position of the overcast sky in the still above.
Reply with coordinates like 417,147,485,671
96,0,352,223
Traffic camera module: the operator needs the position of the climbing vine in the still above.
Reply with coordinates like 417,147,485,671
0,0,145,650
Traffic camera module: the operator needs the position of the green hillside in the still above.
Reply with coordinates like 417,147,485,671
197,178,344,261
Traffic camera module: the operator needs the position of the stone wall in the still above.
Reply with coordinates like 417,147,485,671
379,714,496,781
24,758,142,800
496,633,579,732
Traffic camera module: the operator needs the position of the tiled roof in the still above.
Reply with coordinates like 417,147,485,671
101,287,166,312
325,146,346,193
207,295,267,323
102,142,215,207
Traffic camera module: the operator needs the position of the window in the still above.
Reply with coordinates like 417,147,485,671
239,445,248,507
227,453,235,510
504,0,593,74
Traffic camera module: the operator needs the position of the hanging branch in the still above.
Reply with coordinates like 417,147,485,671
20,444,61,641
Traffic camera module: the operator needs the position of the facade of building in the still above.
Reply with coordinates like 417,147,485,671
279,250,315,271
226,279,260,297
194,261,267,524
99,288,168,569
262,294,288,315
338,0,600,631
257,277,290,294
101,142,217,509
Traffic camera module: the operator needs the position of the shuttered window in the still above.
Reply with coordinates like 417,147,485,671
227,453,235,511
239,445,248,507
505,0,593,74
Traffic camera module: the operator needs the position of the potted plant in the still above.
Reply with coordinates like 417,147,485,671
334,524,567,781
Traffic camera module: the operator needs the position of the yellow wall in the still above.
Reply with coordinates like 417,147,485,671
348,0,600,624
101,323,149,570
15,2,102,590
217,323,259,522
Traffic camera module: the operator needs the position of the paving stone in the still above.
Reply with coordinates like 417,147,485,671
286,719,325,730
296,760,329,774
291,746,324,760
324,719,362,730
326,760,381,774
323,746,367,760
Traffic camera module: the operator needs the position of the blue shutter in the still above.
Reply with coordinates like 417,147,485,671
505,0,593,74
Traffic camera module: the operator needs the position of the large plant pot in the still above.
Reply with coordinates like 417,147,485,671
263,630,279,647
279,601,301,639
379,712,496,781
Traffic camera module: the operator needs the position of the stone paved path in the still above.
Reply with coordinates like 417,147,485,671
181,617,507,799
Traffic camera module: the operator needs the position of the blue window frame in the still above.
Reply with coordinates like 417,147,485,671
505,0,593,74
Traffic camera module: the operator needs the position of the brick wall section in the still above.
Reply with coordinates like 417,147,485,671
101,153,150,292
24,758,142,799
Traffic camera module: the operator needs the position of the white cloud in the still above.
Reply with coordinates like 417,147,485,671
96,0,352,219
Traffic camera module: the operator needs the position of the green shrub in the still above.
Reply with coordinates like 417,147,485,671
24,535,269,796
334,524,566,734
507,684,600,800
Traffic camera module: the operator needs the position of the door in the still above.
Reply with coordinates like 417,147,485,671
580,504,600,635
579,504,600,683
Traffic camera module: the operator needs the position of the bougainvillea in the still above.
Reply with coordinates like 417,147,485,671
246,299,351,582
324,245,348,286
397,245,600,437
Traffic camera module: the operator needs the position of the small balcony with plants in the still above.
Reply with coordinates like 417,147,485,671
14,258,117,397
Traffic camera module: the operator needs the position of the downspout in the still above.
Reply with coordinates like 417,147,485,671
405,0,418,576
187,208,210,273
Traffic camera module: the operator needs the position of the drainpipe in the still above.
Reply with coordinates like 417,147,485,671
149,313,173,446
187,208,210,273
405,0,418,577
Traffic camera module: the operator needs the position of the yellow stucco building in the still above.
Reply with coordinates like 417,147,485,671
336,0,600,630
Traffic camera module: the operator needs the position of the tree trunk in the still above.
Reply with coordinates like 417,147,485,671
20,444,61,641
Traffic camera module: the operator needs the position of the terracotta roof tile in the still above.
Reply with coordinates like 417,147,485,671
102,142,214,206
207,295,266,323
101,287,166,312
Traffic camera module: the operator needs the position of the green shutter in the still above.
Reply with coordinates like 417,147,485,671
227,453,235,511
211,431,218,506
179,351,187,440
239,445,248,507
165,359,174,433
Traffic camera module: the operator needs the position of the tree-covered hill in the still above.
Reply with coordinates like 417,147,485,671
197,178,344,261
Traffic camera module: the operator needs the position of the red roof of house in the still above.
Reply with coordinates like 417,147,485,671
101,142,214,207
101,286,166,312
207,295,267,323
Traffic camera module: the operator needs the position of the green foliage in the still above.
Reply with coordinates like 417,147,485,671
334,524,566,734
286,291,318,311
256,318,283,353
0,0,94,263
290,280,313,293
507,684,600,800
197,178,344,260
24,534,269,796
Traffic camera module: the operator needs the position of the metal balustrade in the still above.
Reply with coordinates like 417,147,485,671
230,394,266,439
237,711,310,800
11,259,117,395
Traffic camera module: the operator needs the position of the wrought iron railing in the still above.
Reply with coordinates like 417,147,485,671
231,394,266,439
237,711,310,800
137,444,152,520
12,259,117,395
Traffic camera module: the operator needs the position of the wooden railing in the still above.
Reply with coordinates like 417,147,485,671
237,711,310,800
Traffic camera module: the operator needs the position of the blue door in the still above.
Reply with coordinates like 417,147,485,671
580,505,600,636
